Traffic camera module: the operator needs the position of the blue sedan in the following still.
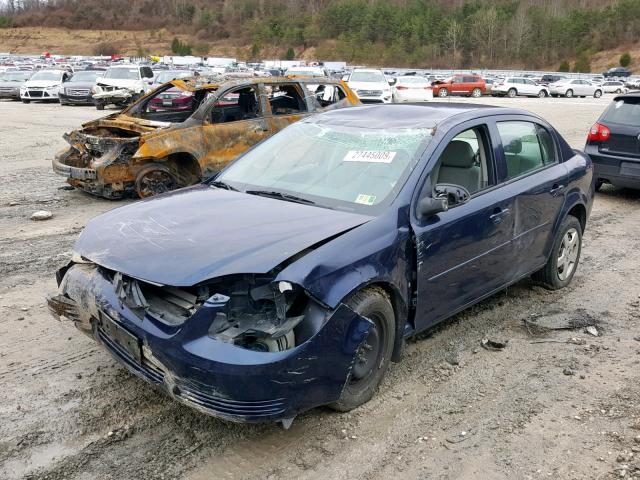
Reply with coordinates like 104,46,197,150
48,104,594,427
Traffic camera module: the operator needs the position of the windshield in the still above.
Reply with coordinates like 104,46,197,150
350,71,386,83
70,71,102,82
30,71,62,81
155,71,191,83
4,72,31,81
104,68,139,80
217,121,432,213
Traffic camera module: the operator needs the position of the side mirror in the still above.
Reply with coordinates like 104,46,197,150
388,78,397,86
418,195,448,219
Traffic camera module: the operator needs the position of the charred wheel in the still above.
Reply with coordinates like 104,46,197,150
135,163,180,198
329,287,395,412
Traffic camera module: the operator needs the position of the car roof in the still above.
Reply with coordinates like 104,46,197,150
170,74,342,91
305,103,522,129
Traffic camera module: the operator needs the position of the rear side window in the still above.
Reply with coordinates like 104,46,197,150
266,83,308,115
601,99,640,126
497,121,557,180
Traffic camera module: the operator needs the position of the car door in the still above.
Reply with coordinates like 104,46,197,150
493,118,568,277
411,120,518,329
264,81,311,133
523,79,537,96
200,84,272,176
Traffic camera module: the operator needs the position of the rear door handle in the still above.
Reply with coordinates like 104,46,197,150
489,207,510,224
550,183,565,196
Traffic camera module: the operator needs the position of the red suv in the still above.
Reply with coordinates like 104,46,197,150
431,75,486,98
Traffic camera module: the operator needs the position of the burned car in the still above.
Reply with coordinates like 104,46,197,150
48,104,593,426
53,75,360,199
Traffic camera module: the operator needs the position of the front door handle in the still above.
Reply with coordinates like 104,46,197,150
489,207,510,224
550,183,565,196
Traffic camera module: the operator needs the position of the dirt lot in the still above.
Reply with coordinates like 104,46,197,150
1,96,639,480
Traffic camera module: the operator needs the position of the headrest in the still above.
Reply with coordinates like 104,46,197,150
440,140,475,168
503,137,522,154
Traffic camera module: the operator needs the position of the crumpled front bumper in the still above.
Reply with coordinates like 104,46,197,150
47,264,372,423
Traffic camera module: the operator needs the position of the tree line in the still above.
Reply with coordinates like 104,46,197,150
3,0,640,70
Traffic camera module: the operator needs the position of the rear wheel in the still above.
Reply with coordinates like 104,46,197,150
538,90,547,98
594,90,602,98
507,88,517,98
438,88,449,98
595,180,603,192
616,88,622,94
533,216,582,290
95,103,104,110
565,89,574,98
329,287,395,412
471,88,482,98
135,163,179,198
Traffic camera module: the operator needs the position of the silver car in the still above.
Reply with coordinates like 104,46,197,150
0,70,32,100
549,79,602,98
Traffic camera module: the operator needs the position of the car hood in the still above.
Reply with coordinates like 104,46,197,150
97,78,141,89
0,80,23,86
23,80,61,88
74,186,373,286
63,81,97,89
348,81,390,91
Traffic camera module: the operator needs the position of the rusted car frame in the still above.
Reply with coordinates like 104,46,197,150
53,75,360,199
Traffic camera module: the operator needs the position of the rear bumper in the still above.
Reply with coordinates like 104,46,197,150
48,264,372,423
587,147,640,188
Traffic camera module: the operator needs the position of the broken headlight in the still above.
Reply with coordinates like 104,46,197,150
205,276,325,353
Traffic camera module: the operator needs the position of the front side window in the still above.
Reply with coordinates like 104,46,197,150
433,127,493,195
266,83,307,115
216,121,432,213
497,121,557,180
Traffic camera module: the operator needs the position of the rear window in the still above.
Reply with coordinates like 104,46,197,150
602,99,640,126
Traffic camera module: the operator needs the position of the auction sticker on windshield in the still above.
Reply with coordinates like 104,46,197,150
343,150,396,163
355,194,377,205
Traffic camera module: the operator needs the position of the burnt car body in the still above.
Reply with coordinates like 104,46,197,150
48,104,593,426
52,75,360,199
586,93,640,190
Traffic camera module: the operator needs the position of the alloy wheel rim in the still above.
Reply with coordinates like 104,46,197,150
138,170,177,198
557,228,579,281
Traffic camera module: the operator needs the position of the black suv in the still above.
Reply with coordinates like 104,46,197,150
539,74,566,86
603,67,632,78
585,93,640,190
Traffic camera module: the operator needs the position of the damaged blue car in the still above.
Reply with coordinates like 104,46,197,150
48,104,594,427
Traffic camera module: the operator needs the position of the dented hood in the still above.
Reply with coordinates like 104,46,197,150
74,185,372,286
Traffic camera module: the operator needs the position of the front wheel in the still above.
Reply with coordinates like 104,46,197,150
329,287,395,412
538,90,547,98
594,90,602,98
22,99,30,104
532,216,582,290
135,163,180,198
438,88,449,98
616,89,622,94
95,103,104,110
471,88,482,98
565,89,574,98
507,88,517,98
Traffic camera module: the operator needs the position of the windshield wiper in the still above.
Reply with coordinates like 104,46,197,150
245,190,315,205
210,180,239,191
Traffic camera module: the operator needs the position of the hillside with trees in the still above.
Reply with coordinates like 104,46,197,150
2,0,640,70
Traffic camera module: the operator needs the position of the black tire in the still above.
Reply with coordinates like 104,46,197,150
329,287,395,412
532,215,582,290
616,89,622,94
96,103,105,110
438,88,449,98
22,99,30,104
507,88,517,98
594,90,602,98
565,89,574,98
471,88,482,98
595,180,603,192
538,90,547,98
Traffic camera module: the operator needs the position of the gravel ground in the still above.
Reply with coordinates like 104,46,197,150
1,96,639,480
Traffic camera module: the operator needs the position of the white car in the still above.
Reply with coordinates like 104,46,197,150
347,69,393,104
549,79,602,98
392,76,433,102
91,64,155,109
285,66,329,77
492,77,549,98
601,81,628,94
20,69,71,103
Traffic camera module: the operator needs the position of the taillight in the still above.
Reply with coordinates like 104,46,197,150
588,122,611,142
396,85,408,90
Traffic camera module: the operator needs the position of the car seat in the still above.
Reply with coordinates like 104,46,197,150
436,140,481,193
